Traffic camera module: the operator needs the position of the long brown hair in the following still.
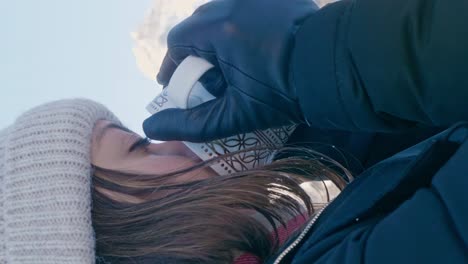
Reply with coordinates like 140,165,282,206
92,147,350,263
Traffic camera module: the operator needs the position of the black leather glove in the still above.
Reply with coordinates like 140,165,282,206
143,0,318,142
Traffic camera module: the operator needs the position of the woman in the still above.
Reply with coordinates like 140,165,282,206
3,1,468,263
0,98,345,264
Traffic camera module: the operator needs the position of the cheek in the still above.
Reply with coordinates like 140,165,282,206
176,166,216,182
126,154,201,174
140,155,217,182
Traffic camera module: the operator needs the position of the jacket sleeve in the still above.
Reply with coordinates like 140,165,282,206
290,0,468,132
292,188,468,264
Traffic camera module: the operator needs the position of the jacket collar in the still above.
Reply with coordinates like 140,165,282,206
288,123,468,256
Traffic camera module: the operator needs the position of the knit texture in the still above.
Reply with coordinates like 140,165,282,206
0,99,120,264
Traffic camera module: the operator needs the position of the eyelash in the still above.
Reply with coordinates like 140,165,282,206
129,137,151,153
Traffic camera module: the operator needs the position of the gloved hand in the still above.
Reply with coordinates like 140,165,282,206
143,0,318,142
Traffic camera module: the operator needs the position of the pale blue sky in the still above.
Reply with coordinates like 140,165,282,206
1,0,157,136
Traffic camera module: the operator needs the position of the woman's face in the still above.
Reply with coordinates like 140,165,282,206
91,120,217,198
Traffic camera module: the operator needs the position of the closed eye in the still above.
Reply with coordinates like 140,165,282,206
128,137,151,153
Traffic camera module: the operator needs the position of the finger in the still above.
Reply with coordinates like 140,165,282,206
198,67,227,97
157,52,178,86
142,99,229,142
156,12,221,87
158,46,223,89
143,90,252,142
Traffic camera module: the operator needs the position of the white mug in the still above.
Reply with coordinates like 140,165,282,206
146,56,296,175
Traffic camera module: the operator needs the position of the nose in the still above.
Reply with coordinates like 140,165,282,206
145,141,193,157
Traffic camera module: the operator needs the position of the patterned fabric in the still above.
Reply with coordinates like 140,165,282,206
0,99,120,264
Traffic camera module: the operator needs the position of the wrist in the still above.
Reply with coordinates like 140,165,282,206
288,1,350,128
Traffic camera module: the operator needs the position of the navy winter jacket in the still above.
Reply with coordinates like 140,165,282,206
271,0,468,263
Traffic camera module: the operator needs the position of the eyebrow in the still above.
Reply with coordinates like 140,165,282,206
97,123,148,153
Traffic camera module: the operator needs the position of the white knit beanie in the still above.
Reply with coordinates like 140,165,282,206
0,99,121,263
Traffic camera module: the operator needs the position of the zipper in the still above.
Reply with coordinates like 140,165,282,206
272,203,330,264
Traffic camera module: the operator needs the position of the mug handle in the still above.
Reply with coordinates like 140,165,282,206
165,56,216,109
